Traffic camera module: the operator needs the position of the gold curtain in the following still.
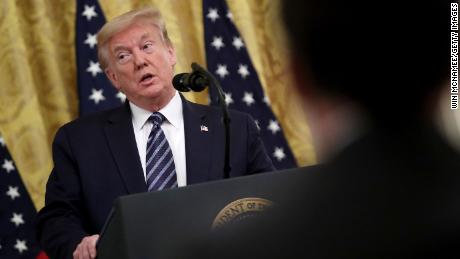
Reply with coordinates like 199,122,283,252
0,0,316,211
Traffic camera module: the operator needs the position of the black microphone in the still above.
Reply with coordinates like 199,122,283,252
172,72,208,92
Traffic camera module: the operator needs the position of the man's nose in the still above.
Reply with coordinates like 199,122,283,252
133,49,147,70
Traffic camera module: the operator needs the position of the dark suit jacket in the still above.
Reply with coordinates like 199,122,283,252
36,97,274,259
183,122,460,258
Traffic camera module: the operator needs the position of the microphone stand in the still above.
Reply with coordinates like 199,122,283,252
190,62,231,179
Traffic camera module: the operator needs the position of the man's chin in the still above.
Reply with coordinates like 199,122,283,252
131,88,174,108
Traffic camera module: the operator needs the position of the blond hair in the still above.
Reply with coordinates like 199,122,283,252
96,6,172,70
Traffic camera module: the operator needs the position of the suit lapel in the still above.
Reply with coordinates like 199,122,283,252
104,103,147,193
182,96,212,184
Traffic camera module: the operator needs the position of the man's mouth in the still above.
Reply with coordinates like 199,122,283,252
140,73,154,84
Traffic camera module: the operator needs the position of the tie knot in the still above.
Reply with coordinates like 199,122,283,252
149,112,165,126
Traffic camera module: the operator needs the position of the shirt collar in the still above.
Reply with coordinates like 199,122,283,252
130,91,183,131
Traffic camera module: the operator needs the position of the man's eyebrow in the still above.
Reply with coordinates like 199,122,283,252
112,45,129,54
140,33,151,41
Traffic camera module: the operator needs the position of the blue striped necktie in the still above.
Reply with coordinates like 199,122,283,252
146,112,177,191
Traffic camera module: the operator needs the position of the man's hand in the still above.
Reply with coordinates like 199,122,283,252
73,234,99,259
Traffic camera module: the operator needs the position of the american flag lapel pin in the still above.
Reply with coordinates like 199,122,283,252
200,125,208,132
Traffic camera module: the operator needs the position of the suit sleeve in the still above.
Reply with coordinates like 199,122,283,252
245,115,276,173
36,127,88,259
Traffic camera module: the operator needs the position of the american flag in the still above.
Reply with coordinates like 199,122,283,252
0,134,47,258
76,0,125,116
203,0,297,170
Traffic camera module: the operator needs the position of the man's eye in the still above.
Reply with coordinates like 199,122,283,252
143,43,154,52
117,53,130,63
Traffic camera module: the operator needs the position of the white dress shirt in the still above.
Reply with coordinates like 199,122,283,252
130,91,187,187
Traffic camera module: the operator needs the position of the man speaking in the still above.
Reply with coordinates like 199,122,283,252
36,6,274,259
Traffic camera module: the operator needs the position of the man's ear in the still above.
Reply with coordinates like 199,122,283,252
105,68,121,90
167,45,177,67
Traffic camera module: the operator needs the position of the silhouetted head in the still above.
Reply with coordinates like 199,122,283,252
281,0,450,122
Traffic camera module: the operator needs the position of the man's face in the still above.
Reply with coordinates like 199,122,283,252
104,21,176,110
